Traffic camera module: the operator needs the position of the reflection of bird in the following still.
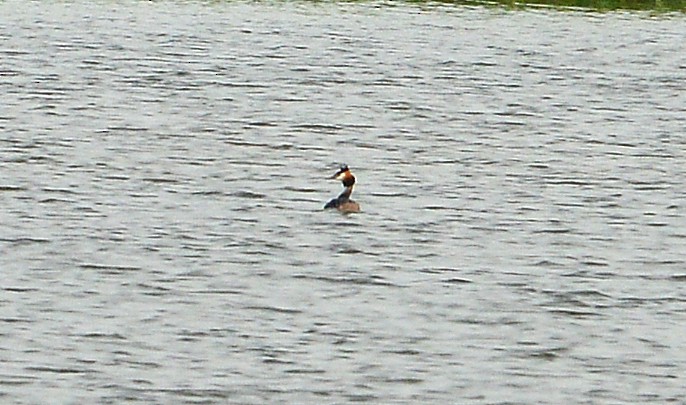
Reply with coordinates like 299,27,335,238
324,165,360,213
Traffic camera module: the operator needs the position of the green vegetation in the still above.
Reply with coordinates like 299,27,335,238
407,0,686,11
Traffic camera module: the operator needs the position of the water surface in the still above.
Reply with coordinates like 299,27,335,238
1,1,685,404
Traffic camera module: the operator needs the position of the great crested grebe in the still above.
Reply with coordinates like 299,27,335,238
324,165,361,213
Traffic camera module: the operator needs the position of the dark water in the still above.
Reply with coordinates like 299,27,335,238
2,1,685,403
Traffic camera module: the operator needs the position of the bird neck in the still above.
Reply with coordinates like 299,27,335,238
338,185,353,200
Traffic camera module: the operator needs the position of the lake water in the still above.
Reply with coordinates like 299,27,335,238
1,1,685,403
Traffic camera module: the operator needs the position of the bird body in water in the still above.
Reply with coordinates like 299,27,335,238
324,165,360,213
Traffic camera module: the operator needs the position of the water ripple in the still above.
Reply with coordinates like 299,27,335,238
1,2,685,404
